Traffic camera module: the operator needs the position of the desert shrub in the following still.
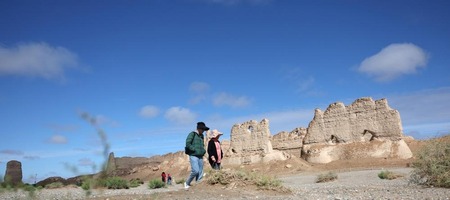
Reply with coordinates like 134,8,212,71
45,182,64,189
105,177,129,189
254,175,282,189
378,170,403,180
0,182,13,191
207,170,232,185
148,179,166,189
410,135,450,188
22,184,40,192
316,172,338,183
129,178,143,188
175,178,185,185
80,177,109,190
81,180,91,190
0,176,13,190
205,169,288,191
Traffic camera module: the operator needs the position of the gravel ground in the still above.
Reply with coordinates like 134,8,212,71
1,168,449,200
279,168,450,200
0,183,183,200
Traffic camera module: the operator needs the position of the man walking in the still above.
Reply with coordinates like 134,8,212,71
184,121,209,190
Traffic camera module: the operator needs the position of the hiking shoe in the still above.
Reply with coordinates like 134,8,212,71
184,182,190,190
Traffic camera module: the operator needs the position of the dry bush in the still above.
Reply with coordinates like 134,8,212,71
316,172,338,183
206,169,288,191
378,170,404,180
410,135,450,188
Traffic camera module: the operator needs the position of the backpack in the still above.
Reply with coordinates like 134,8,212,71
184,132,196,155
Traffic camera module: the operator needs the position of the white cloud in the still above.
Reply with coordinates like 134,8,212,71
48,135,68,144
0,42,80,80
357,43,428,82
189,81,210,93
213,92,251,108
189,82,210,104
139,105,160,118
164,107,197,125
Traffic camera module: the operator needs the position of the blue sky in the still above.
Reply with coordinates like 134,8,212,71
1,0,449,183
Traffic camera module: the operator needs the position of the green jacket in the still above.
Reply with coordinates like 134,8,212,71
185,131,206,157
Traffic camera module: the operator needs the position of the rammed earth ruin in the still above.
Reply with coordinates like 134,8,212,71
223,97,413,165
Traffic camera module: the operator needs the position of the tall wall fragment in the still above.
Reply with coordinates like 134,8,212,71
302,97,412,163
304,97,403,144
225,119,287,165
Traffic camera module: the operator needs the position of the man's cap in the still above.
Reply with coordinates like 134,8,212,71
197,122,210,130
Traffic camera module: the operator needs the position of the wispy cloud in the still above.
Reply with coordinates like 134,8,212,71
379,86,450,139
282,67,320,96
213,92,251,108
388,87,450,125
78,113,119,127
48,134,68,144
78,158,95,167
139,105,160,118
0,149,24,155
0,42,81,81
189,81,210,104
189,81,210,93
164,106,197,125
48,124,78,133
24,155,40,160
357,43,428,82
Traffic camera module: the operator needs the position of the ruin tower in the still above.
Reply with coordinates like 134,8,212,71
4,160,23,186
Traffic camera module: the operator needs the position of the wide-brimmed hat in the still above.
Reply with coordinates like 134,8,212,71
197,122,210,131
210,129,223,138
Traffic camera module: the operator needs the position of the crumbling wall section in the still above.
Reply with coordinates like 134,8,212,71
226,119,287,165
304,97,403,144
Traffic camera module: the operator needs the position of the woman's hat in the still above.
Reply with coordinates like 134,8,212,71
197,122,210,130
211,129,223,138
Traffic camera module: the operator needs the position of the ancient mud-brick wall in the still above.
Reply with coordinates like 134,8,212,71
304,97,403,144
230,119,273,155
271,127,307,158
